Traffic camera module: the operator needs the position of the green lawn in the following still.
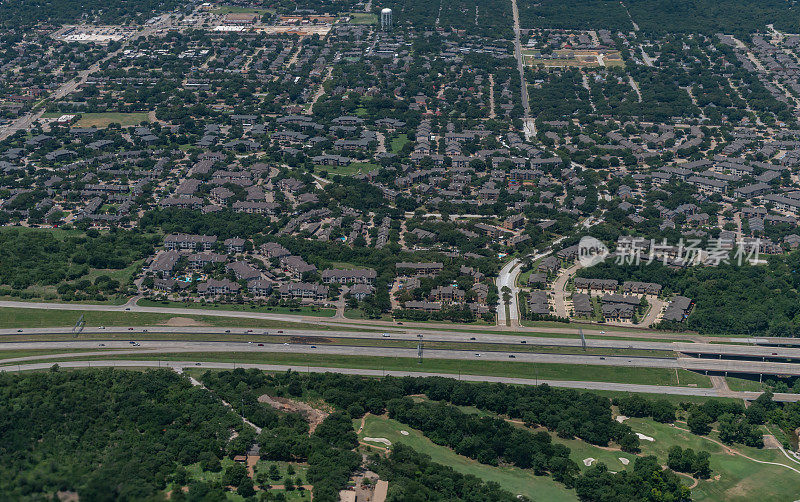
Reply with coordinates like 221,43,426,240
625,418,800,501
356,414,577,501
346,12,378,25
136,299,336,317
61,351,711,387
725,376,766,392
0,307,329,330
389,133,409,153
75,112,150,128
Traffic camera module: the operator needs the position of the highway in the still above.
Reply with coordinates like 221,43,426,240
4,359,800,402
496,258,521,327
8,325,800,360
4,336,800,377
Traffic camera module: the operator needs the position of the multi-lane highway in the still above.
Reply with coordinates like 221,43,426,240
4,332,800,377
4,359,800,402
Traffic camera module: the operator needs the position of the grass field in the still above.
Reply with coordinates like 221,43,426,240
346,12,378,25
58,351,711,387
75,112,150,128
625,417,800,501
137,299,336,318
396,398,800,501
356,414,577,501
0,307,329,330
389,133,409,153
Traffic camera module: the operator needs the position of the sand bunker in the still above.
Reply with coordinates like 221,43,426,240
364,437,392,446
616,415,628,423
583,458,596,466
400,430,409,436
636,433,654,442
619,457,630,465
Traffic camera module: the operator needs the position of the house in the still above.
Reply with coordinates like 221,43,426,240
189,252,226,270
321,268,377,285
527,290,550,315
571,293,593,317
662,296,693,322
395,262,444,276
601,294,640,321
227,261,261,281
261,242,291,260
574,277,618,294
247,279,273,297
349,283,375,300
150,250,180,278
224,237,246,254
198,279,241,296
622,281,662,296
538,256,560,274
164,234,217,251
280,255,317,279
504,214,526,230
430,286,465,303
279,282,329,301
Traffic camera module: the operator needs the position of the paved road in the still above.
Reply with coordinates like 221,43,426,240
509,0,536,140
496,259,521,327
551,262,581,318
5,336,800,376
4,359,798,402
7,328,800,360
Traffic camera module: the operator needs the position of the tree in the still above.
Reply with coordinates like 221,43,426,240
237,476,255,497
687,410,713,435
269,464,281,481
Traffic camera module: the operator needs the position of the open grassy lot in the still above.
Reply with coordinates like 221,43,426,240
0,307,329,330
137,299,336,318
356,414,577,501
75,112,150,128
63,351,711,387
346,12,377,25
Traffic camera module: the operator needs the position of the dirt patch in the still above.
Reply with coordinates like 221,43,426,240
57,492,79,502
763,434,782,449
259,394,329,433
160,316,210,327
290,335,333,344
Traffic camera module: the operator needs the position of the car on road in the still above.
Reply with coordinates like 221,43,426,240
396,322,403,325
283,342,289,346
277,330,283,333
128,327,133,330
142,329,147,332
258,343,264,347
520,340,527,344
125,308,130,311
195,362,201,366
470,337,476,340
99,326,105,329
247,341,253,344
98,343,105,347
474,353,481,357
508,355,516,358
225,330,231,333
16,329,22,332
382,333,391,338
599,357,606,360
600,331,605,334
310,345,317,348
133,343,140,346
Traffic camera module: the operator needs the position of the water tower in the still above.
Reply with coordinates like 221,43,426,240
381,8,392,30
